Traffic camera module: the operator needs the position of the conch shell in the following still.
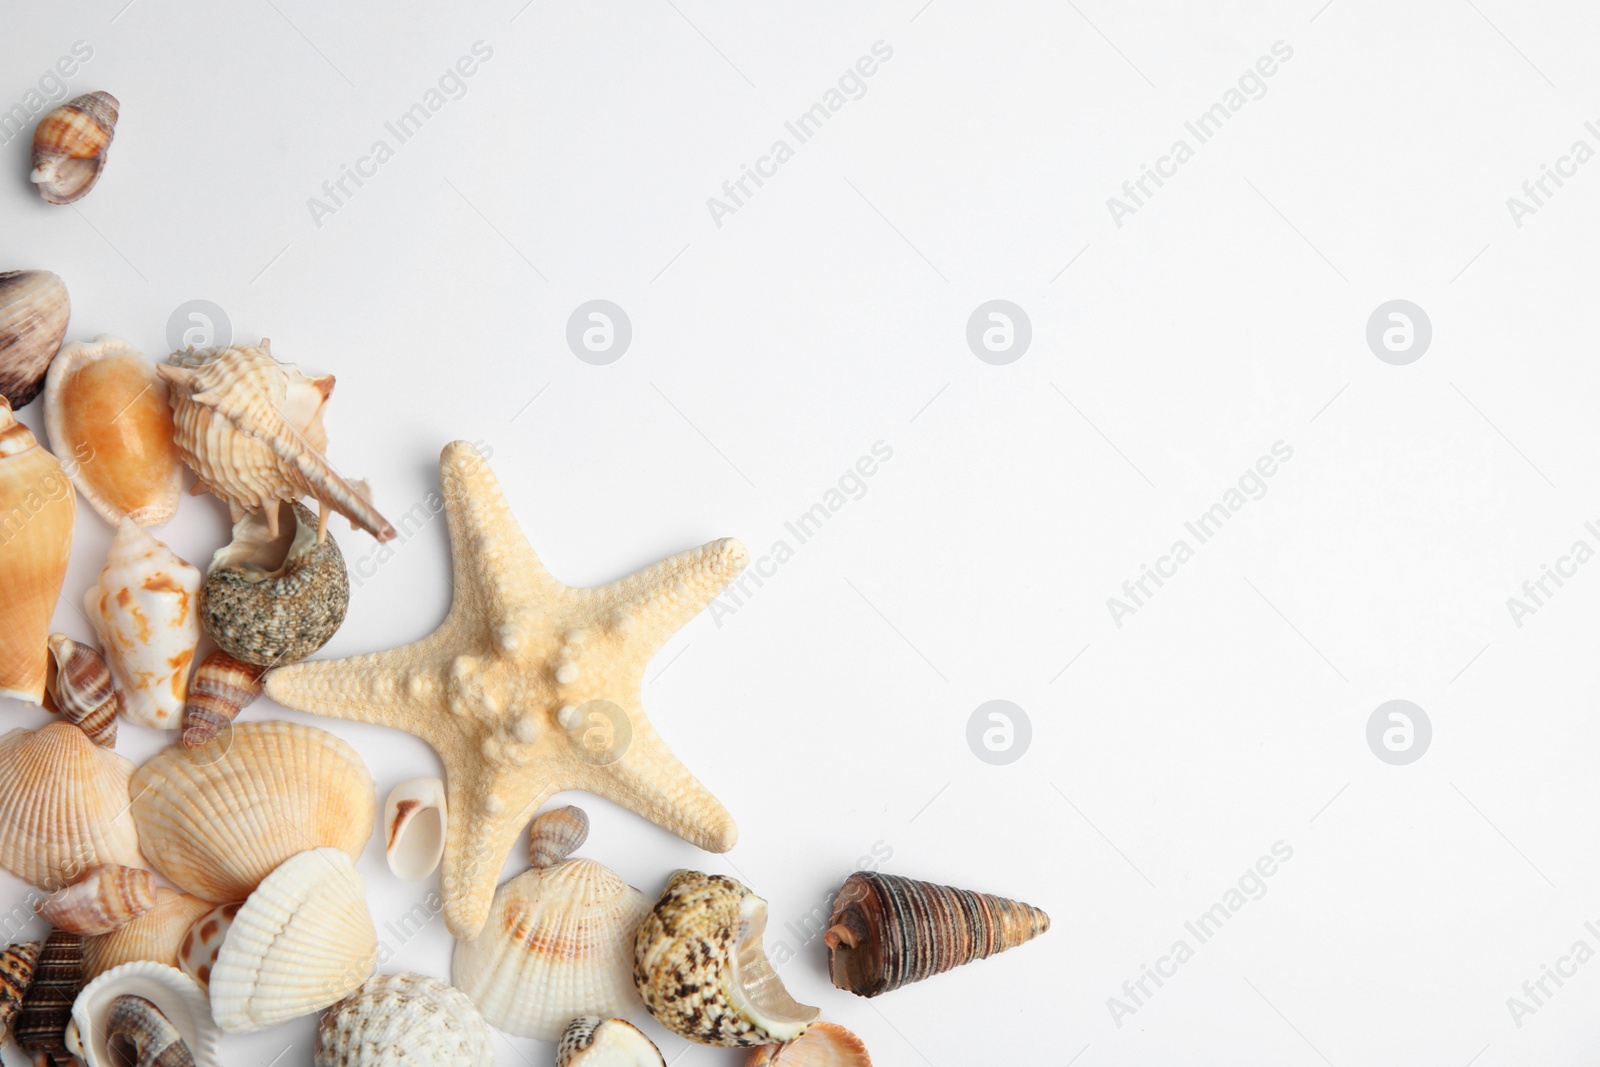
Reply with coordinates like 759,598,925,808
178,650,263,749
557,1015,665,1067
46,634,120,747
84,519,201,729
159,341,395,542
0,395,75,704
30,91,119,204
383,777,446,882
43,335,183,527
0,940,41,1041
746,1022,872,1066
0,270,70,408
315,972,494,1067
15,929,82,1064
37,863,158,935
83,889,213,983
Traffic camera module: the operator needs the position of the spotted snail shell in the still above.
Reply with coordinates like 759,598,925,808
30,91,119,204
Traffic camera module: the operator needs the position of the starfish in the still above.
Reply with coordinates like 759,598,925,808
264,441,745,940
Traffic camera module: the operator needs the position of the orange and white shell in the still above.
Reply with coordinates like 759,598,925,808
0,395,75,705
746,1022,873,1066
36,864,157,935
30,91,118,205
45,634,120,747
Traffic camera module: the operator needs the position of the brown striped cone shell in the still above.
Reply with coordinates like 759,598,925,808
556,1015,665,1067
0,270,70,409
529,804,588,869
0,940,41,1041
179,650,263,749
824,872,1050,998
15,930,82,1059
746,1022,872,1067
315,972,494,1067
46,634,120,747
37,864,158,935
30,91,118,204
0,395,76,705
159,342,396,542
83,889,213,983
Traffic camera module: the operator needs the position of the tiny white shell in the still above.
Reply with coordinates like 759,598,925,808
68,960,221,1067
383,777,447,882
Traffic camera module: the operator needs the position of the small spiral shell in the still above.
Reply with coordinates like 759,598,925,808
37,863,158,935
557,1015,665,1066
180,650,264,749
529,805,589,869
30,91,119,205
14,929,82,1060
0,940,40,1041
106,994,196,1067
46,634,120,748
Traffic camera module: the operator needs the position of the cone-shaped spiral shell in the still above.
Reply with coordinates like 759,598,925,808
557,1015,665,1067
634,871,819,1047
314,971,493,1067
0,722,144,890
84,889,213,983
159,342,396,542
0,270,70,408
824,872,1049,998
530,805,589,869
176,903,236,992
46,634,120,747
746,1022,872,1066
452,858,650,1041
15,929,82,1061
70,962,218,1067
0,940,41,1041
209,847,378,1033
178,650,263,750
0,395,76,704
383,777,446,882
37,864,158,935
130,720,375,902
30,91,118,204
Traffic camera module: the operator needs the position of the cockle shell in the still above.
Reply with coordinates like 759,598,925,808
530,804,589,869
0,722,144,890
37,864,158,935
634,871,819,1047
84,889,213,983
383,777,446,882
452,855,651,1040
68,962,218,1067
209,847,379,1033
0,395,76,704
85,519,201,729
178,650,263,749
130,720,376,902
30,91,119,204
46,634,120,747
746,1022,872,1066
315,972,494,1067
15,929,82,1063
159,341,396,542
0,941,41,1041
557,1015,665,1067
176,903,237,992
199,500,349,667
824,872,1050,998
0,270,70,408
43,335,183,527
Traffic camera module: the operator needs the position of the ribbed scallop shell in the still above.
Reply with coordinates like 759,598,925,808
0,722,143,890
452,858,650,1040
37,863,158,935
130,720,375,902
0,270,70,409
69,961,219,1067
30,91,118,205
209,847,378,1033
746,1022,872,1066
557,1015,665,1067
0,395,76,705
315,972,493,1067
46,634,120,747
84,889,214,982
0,940,41,1041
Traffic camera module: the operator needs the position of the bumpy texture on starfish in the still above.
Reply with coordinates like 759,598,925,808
264,441,744,940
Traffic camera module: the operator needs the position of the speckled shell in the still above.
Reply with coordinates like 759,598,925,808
633,871,818,1047
83,889,214,983
0,722,144,891
557,1015,665,1067
69,962,218,1067
130,721,375,903
30,91,118,204
175,903,236,992
46,633,120,747
452,857,650,1041
84,519,201,729
0,270,70,408
0,940,41,1041
15,929,82,1061
209,847,378,1033
529,805,589,869
178,650,264,749
315,972,493,1067
746,1022,872,1066
200,501,348,667
382,777,446,882
37,863,158,935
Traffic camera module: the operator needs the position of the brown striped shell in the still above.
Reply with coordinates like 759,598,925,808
0,940,40,1041
0,271,70,409
30,91,118,204
529,805,589,869
106,994,197,1067
179,649,264,749
45,634,120,747
15,929,82,1060
37,863,158,935
83,888,214,982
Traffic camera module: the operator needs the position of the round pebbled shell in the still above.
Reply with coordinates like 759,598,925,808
315,971,493,1067
84,889,214,983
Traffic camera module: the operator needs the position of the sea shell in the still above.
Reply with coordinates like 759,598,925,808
383,777,446,882
37,864,158,935
209,847,378,1033
45,634,120,747
824,872,1050,998
130,720,375,902
314,972,494,1067
15,929,82,1063
0,722,144,890
530,804,589,869
0,395,76,704
84,889,214,983
557,1016,665,1067
43,335,182,527
0,941,41,1041
175,903,237,992
84,519,201,729
0,270,70,408
452,855,651,1040
199,500,349,667
30,91,119,204
178,650,263,749
633,871,819,1047
746,1022,872,1066
68,962,218,1067
159,341,396,542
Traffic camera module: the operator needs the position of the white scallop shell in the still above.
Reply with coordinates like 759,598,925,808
315,972,493,1066
68,960,221,1067
383,777,446,882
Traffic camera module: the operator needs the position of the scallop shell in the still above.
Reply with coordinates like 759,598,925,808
0,394,76,704
68,961,218,1067
130,720,375,902
43,335,182,527
199,500,348,667
452,857,650,1041
30,91,119,204
37,864,158,935
383,777,446,882
530,804,589,869
209,847,378,1033
84,889,214,983
0,270,70,408
824,872,1049,998
314,972,493,1067
84,519,201,729
178,650,263,750
175,903,236,992
46,634,120,747
557,1015,665,1067
0,722,144,891
0,940,41,1041
15,929,82,1062
633,871,819,1047
159,341,396,542
746,1022,872,1066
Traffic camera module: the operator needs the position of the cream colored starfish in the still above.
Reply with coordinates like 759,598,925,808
264,441,744,940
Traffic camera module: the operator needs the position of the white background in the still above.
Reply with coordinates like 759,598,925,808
4,0,1600,1063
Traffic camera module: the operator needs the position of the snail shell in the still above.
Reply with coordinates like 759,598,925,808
0,270,70,409
529,804,589,869
179,650,264,749
14,929,82,1061
557,1015,665,1067
383,777,447,882
37,863,158,935
0,940,41,1042
45,634,120,747
104,994,197,1067
30,91,119,204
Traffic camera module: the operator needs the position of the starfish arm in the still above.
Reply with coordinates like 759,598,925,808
263,632,459,745
438,441,565,616
572,715,738,853
586,537,748,656
439,768,561,940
